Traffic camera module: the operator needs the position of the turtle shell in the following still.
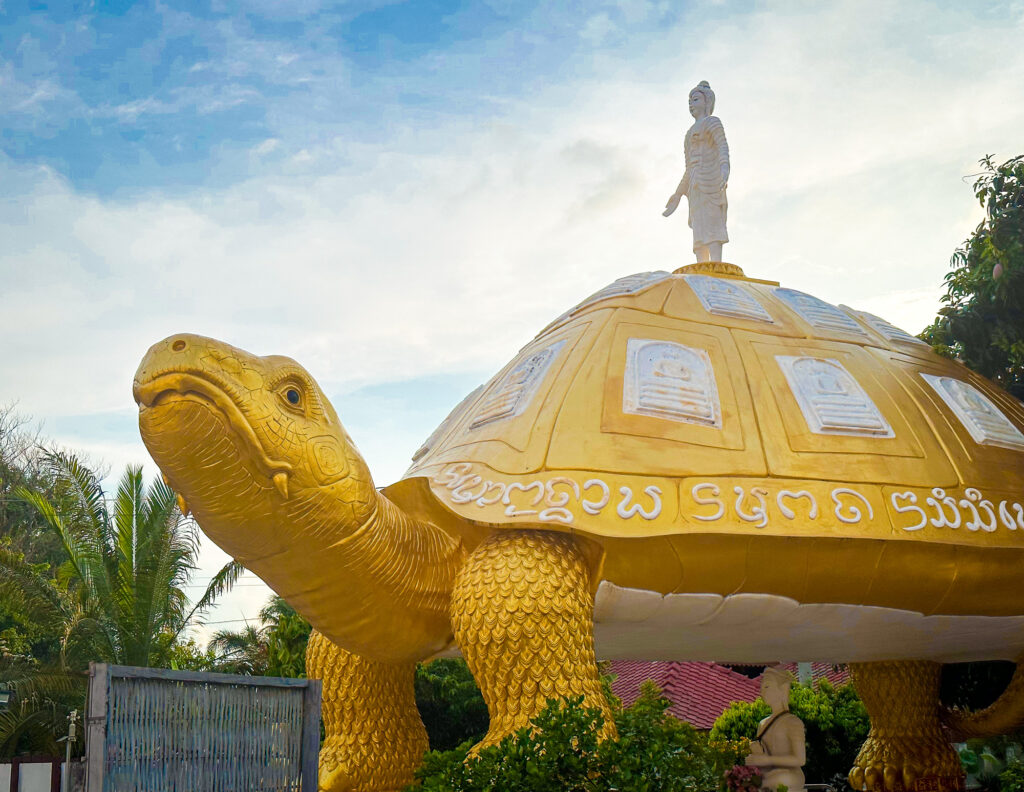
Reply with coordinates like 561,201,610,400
392,263,1024,661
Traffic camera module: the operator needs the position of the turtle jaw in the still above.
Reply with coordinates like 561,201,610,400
135,371,295,561
135,371,292,484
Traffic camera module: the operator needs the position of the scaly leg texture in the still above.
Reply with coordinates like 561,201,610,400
450,529,614,748
849,661,965,792
306,630,428,792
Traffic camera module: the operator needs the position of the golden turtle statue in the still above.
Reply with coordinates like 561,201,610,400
134,262,1024,792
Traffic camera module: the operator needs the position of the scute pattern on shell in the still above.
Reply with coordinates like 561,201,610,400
306,630,427,792
450,530,615,747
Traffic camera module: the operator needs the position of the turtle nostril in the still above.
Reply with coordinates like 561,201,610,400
171,339,187,352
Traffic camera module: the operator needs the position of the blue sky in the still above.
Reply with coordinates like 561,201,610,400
2,0,1023,637
1,0,696,196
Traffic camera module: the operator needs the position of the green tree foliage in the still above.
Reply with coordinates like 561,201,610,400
414,659,489,751
0,407,76,669
11,452,243,667
0,450,241,756
166,638,219,671
208,596,312,677
208,624,270,676
1000,760,1024,792
262,597,312,678
921,155,1024,397
407,682,745,792
711,679,869,784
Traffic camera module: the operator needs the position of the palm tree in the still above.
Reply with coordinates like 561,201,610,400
208,623,270,676
206,596,311,678
260,597,311,678
0,450,243,755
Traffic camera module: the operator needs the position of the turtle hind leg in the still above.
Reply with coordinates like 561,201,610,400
450,529,615,749
306,630,427,792
849,661,965,792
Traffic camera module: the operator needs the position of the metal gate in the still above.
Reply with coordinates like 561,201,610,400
84,664,320,792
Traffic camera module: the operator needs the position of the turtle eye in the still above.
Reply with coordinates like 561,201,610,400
285,387,301,406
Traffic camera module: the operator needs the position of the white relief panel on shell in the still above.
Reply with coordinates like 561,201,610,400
684,275,774,323
542,271,672,333
469,339,567,429
774,288,869,337
847,308,928,346
623,339,722,428
920,374,1024,451
776,356,894,438
572,271,671,314
412,384,484,463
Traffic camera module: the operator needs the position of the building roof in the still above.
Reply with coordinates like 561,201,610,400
607,661,850,730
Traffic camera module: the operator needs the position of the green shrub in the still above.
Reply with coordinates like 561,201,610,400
406,681,745,792
1000,761,1024,792
711,679,869,784
414,658,489,751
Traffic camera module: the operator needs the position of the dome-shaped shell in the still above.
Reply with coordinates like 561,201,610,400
406,264,1024,538
394,264,1024,661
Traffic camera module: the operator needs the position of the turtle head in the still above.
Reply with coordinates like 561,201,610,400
133,333,375,561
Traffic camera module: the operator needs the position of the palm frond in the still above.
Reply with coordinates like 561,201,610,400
13,453,113,606
175,559,246,642
112,465,145,619
0,704,60,757
258,595,299,627
41,450,109,539
0,547,70,633
0,669,79,703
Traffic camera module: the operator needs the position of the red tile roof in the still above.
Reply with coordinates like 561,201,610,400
607,661,850,730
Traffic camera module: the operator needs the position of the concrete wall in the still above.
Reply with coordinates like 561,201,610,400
0,759,82,792
17,763,52,792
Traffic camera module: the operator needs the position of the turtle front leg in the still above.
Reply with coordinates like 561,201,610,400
849,661,965,792
306,630,428,792
450,529,615,749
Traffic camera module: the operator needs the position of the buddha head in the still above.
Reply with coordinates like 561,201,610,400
689,81,715,119
760,667,793,712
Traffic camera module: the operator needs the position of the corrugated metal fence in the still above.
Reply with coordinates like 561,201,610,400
84,664,320,792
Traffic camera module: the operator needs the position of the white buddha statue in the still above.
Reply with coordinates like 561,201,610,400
663,80,731,263
745,668,807,792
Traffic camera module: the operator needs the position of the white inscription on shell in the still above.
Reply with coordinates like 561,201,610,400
617,485,663,520
623,339,721,427
890,488,1024,534
891,492,927,531
920,373,1024,451
684,275,774,323
832,488,874,524
431,464,662,526
435,465,1024,540
774,288,868,337
470,340,567,429
850,309,928,346
733,486,769,527
777,490,818,520
692,483,725,521
776,356,894,438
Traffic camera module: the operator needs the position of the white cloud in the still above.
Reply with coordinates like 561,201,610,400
2,0,1022,635
251,137,281,157
580,13,616,44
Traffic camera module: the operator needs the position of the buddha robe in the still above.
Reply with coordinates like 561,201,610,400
683,115,730,252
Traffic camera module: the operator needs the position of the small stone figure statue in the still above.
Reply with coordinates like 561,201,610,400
663,80,730,263
744,668,807,792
